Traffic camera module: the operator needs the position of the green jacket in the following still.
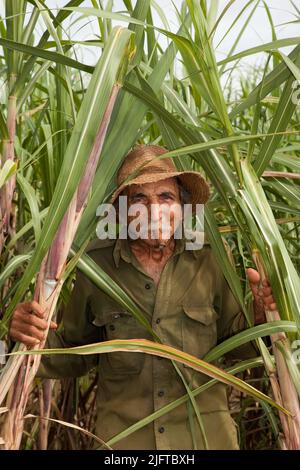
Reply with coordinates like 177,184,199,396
37,234,256,450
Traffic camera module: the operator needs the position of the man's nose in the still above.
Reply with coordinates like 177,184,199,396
150,203,163,222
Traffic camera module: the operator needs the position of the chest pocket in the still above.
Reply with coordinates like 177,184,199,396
92,308,147,375
181,304,219,364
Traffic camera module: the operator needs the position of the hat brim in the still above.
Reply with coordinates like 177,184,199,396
110,170,210,212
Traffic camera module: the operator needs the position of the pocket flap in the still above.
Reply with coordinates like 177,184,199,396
92,308,131,327
182,304,219,325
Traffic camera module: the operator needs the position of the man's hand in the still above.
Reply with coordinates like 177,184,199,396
246,268,277,325
9,301,58,348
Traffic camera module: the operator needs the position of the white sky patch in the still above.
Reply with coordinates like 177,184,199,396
0,1,299,92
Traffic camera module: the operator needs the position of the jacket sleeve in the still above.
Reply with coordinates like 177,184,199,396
36,269,101,379
214,239,258,361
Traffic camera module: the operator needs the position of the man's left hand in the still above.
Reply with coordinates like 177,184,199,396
246,268,277,325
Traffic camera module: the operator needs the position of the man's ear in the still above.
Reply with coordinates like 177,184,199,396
176,178,191,206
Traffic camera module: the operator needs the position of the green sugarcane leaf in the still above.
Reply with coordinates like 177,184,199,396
241,160,300,329
230,45,300,118
71,248,157,339
0,253,32,290
279,51,300,80
17,174,41,242
61,6,146,25
24,414,112,449
253,49,300,177
204,204,250,322
9,338,291,416
2,27,134,326
218,0,260,76
0,37,94,74
218,37,300,66
75,11,193,246
276,339,300,400
104,357,267,448
11,0,87,97
140,130,300,161
6,208,48,252
204,321,298,362
0,160,17,189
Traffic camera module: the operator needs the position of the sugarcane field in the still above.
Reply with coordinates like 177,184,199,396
1,0,300,460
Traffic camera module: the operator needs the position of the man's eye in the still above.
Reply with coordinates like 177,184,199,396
160,193,173,200
132,195,146,202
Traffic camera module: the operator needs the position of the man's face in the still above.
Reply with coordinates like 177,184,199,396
126,178,183,247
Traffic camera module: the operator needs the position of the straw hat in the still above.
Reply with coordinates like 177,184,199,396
110,144,210,212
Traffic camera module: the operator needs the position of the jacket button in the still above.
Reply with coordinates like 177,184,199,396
158,426,165,433
109,324,115,331
145,283,151,289
158,390,164,397
156,318,161,324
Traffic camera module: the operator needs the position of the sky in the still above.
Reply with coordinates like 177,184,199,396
1,0,300,83
41,1,299,54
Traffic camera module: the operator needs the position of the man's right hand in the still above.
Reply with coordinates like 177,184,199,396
9,301,58,348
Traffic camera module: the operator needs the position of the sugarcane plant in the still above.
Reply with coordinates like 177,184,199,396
0,11,136,450
0,0,300,450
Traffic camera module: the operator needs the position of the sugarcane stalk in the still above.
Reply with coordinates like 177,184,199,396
255,331,289,449
0,94,17,253
1,81,123,449
253,249,300,449
38,379,53,450
0,27,134,409
0,60,19,310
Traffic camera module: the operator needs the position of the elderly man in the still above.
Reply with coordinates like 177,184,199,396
9,144,276,450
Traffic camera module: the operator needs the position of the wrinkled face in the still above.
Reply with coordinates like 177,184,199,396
126,178,183,247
